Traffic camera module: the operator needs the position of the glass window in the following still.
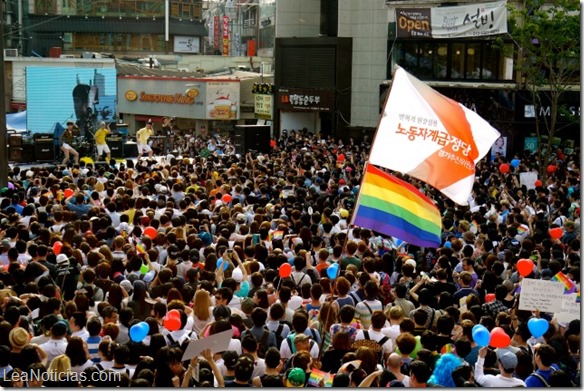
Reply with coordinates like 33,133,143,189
482,42,498,80
34,0,57,14
398,42,418,74
434,44,448,78
465,43,481,79
451,43,465,79
417,43,434,79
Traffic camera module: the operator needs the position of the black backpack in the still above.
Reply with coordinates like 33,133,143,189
243,329,272,358
273,323,286,349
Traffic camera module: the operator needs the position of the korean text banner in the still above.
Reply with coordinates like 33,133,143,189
396,1,507,39
369,66,500,205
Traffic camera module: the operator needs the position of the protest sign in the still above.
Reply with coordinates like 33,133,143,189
519,278,564,313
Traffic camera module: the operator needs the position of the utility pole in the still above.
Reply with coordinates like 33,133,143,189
0,2,8,188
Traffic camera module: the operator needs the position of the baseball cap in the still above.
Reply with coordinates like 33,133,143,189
232,268,243,283
497,350,518,371
286,367,306,387
222,351,238,370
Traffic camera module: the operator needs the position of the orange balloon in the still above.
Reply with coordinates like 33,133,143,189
517,258,534,277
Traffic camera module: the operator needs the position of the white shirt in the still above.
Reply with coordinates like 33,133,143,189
40,338,68,366
72,328,90,340
279,337,320,360
474,357,526,387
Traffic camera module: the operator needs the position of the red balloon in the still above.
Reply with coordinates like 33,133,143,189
279,263,292,278
144,227,157,240
499,164,510,174
222,194,233,204
549,227,563,240
167,309,181,319
534,180,542,187
337,154,345,162
163,316,181,331
64,189,74,198
547,165,557,173
485,293,496,303
517,258,534,277
52,241,63,255
489,327,511,348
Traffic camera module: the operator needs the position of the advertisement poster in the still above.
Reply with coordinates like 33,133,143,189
206,81,240,120
222,16,230,56
26,67,117,134
396,1,507,39
255,94,273,120
490,136,507,160
174,36,200,53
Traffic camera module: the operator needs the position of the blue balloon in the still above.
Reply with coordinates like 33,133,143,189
528,318,549,338
511,159,521,168
130,321,149,343
472,324,490,347
444,241,452,249
327,263,339,280
217,258,229,271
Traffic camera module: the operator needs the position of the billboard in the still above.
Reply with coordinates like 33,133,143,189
174,36,200,53
118,77,240,120
26,67,117,134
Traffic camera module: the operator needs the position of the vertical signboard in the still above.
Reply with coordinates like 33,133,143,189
222,16,230,56
208,17,214,49
213,15,221,51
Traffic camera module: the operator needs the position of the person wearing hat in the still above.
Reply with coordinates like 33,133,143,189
59,121,80,165
94,121,112,161
475,347,525,386
285,367,306,388
136,120,154,159
8,327,30,370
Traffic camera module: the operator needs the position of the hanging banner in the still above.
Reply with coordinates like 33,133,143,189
208,17,214,49
396,1,507,39
222,15,230,56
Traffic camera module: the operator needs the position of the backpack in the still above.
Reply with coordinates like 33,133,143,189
378,272,394,305
247,329,272,358
295,273,308,292
351,330,389,365
166,331,196,352
273,323,286,349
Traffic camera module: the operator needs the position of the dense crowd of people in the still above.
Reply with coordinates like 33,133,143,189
0,128,580,387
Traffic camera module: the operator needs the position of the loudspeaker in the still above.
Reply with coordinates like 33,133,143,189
9,148,23,162
22,144,35,163
35,140,55,162
8,134,22,147
107,137,124,158
234,125,271,155
124,142,138,158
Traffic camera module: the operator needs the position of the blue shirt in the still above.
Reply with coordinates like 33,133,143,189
525,366,558,387
67,201,92,218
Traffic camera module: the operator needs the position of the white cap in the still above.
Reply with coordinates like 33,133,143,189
56,254,69,266
232,268,243,283
405,259,417,272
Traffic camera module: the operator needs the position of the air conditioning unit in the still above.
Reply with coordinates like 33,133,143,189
4,49,18,57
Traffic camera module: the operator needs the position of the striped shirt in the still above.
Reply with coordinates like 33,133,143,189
87,335,102,363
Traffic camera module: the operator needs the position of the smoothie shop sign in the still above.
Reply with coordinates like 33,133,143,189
118,76,241,120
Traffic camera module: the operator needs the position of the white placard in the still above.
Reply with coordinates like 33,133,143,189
174,36,200,53
555,293,581,323
519,172,539,190
181,329,233,362
519,279,564,313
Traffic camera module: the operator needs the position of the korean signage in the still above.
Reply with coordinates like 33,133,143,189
174,36,200,53
396,1,507,39
255,95,273,120
277,88,334,112
117,77,240,120
208,17,214,48
213,16,220,50
222,16,230,56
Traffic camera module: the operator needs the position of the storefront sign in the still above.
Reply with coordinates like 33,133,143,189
117,77,240,120
213,16,221,50
209,17,214,49
255,95,273,120
222,16,230,56
277,88,334,112
396,1,507,39
174,36,200,54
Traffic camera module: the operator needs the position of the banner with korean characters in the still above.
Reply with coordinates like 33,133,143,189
277,88,334,112
396,1,507,39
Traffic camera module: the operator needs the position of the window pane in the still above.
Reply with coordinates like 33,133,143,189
398,42,418,74
451,43,465,79
466,43,481,79
434,44,448,79
417,43,434,79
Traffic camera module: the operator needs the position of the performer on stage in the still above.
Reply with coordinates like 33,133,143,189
136,119,154,159
60,121,80,165
94,121,111,161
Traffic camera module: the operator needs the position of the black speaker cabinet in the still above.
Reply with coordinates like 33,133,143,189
22,144,35,163
107,137,124,158
234,125,271,155
124,142,138,158
35,139,55,162
9,148,23,162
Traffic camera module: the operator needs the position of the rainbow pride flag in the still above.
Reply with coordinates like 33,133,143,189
353,164,442,248
552,271,576,294
307,369,326,387
577,291,581,303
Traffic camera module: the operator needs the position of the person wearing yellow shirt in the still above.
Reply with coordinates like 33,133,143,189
94,122,111,161
136,120,154,159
